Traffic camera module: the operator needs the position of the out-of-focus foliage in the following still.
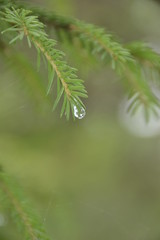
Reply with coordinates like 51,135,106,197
0,171,51,240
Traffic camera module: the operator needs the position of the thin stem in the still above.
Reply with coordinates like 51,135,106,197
0,178,37,240
23,25,71,99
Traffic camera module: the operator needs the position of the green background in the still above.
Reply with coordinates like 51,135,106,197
1,0,160,239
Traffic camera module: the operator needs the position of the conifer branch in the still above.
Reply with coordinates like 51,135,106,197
26,9,160,116
1,3,160,119
0,170,50,240
27,9,133,65
71,21,133,64
121,61,160,119
1,7,87,119
126,41,160,69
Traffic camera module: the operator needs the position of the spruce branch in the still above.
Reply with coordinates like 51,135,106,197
125,42,160,118
71,21,133,65
0,170,50,240
121,61,160,120
65,20,160,115
27,9,133,66
1,7,87,120
27,9,160,116
1,3,160,119
126,41,160,69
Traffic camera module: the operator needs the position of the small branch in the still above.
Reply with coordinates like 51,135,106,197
1,7,87,119
0,175,38,240
34,38,71,98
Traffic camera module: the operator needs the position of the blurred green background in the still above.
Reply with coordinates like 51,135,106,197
1,0,160,239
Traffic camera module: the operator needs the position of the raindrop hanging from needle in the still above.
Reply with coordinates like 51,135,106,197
73,104,86,119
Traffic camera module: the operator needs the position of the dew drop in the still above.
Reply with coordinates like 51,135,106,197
73,105,86,119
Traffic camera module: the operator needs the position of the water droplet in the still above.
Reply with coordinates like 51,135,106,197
73,105,86,119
